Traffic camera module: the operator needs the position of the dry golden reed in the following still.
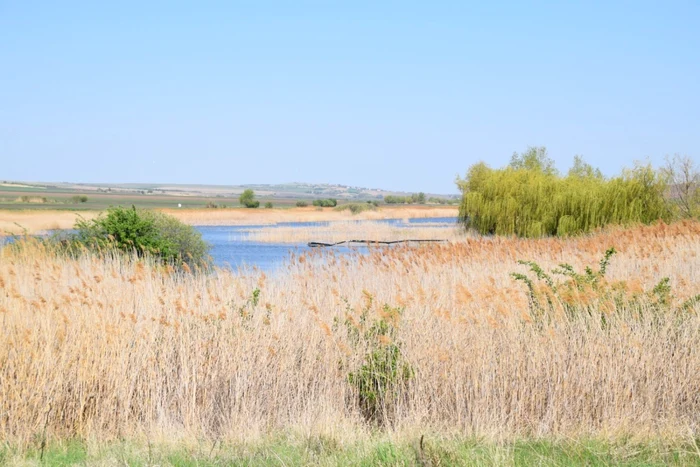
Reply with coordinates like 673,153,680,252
0,206,458,235
0,221,698,445
244,220,463,243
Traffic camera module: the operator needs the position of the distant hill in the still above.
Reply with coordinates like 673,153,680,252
1,180,458,201
0,180,460,211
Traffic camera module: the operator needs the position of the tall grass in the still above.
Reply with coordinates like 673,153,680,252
0,222,698,448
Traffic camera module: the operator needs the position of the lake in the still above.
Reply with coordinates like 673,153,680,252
200,217,458,270
0,217,459,271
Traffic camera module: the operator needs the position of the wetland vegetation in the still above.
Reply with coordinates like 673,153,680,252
1,151,699,465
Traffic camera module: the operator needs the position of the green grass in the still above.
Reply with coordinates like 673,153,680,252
2,436,698,466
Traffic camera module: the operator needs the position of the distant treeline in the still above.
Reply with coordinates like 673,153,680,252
384,193,425,204
457,147,698,237
384,193,459,205
313,198,338,207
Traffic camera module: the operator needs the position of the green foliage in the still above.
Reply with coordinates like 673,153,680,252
71,195,88,203
411,192,426,204
509,146,558,175
9,437,697,466
512,247,696,324
458,149,671,237
338,295,413,426
312,198,338,207
569,155,604,179
73,206,210,266
239,189,259,208
428,196,459,205
334,203,377,214
264,202,273,209
383,195,406,204
295,200,308,207
384,193,426,204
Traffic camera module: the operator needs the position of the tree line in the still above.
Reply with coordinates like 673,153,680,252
457,147,698,237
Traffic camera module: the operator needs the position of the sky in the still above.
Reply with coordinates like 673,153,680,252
1,1,698,194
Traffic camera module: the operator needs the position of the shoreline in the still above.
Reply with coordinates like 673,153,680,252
0,206,459,235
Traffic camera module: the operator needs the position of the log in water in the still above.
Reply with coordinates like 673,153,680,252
308,239,448,247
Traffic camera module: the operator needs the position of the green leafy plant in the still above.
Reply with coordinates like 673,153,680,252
232,288,262,323
264,202,273,209
512,247,698,324
312,198,338,207
339,296,413,426
239,189,259,208
334,203,377,214
72,206,210,266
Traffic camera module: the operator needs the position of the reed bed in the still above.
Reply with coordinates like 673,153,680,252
0,210,98,236
244,220,463,243
166,206,458,226
0,221,698,449
0,206,458,235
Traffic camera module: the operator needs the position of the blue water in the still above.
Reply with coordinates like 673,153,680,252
198,217,458,270
1,217,458,271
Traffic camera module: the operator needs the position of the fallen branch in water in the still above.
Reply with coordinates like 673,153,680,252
308,239,448,247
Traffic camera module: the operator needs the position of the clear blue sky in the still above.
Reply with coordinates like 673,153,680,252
1,1,698,194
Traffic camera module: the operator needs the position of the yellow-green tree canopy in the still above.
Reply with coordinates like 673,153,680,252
457,147,671,237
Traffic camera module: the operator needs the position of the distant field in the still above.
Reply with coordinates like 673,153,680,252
0,181,458,212
0,188,300,211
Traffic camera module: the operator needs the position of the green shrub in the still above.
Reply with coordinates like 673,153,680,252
296,201,308,207
239,189,259,208
511,247,699,325
264,202,273,209
384,193,425,204
384,195,407,204
457,147,671,237
71,195,88,203
334,203,377,214
312,198,338,207
73,206,210,266
338,297,413,426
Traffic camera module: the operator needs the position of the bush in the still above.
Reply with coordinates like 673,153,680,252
296,201,308,207
312,198,338,207
71,195,88,203
340,296,413,426
384,195,408,204
73,206,210,266
239,189,259,208
512,247,700,324
384,194,425,204
334,203,377,214
457,147,671,237
264,202,273,209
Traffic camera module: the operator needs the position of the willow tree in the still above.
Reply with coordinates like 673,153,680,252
457,147,671,237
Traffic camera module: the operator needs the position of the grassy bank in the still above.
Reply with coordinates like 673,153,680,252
3,436,699,465
1,221,698,458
